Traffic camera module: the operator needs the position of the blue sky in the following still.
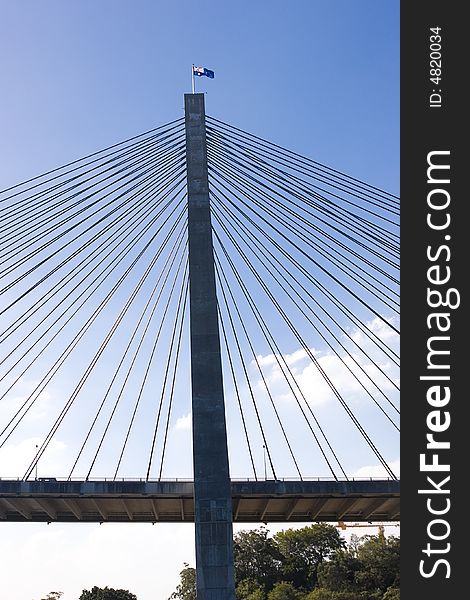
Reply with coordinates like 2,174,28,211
1,0,399,190
0,2,399,599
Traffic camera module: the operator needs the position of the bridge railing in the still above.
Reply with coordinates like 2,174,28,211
0,476,397,482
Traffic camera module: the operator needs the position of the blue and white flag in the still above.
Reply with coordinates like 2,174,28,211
193,66,215,79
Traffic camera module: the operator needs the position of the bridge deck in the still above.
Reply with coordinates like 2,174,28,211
0,479,399,523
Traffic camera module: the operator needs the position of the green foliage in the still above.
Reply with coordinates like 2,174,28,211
274,524,345,588
382,588,399,600
234,527,282,590
267,581,305,600
304,591,332,600
317,548,362,592
236,579,266,600
170,527,400,600
305,591,380,600
169,563,196,600
318,534,400,597
355,535,400,593
79,586,137,600
39,593,63,600
246,591,266,600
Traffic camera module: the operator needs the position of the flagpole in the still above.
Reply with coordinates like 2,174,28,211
191,63,195,94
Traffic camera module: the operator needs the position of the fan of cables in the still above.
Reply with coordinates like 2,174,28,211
0,114,399,482
0,118,190,481
206,116,399,481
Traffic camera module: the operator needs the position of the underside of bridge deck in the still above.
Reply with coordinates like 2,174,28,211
0,479,399,523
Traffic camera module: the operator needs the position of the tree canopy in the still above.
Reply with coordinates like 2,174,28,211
170,525,400,600
267,581,305,600
274,524,345,588
169,563,196,600
234,527,283,589
79,586,137,600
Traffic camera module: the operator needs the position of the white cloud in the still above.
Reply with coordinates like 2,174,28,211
284,348,317,366
251,315,400,409
0,377,54,423
256,353,277,367
353,459,400,479
255,347,317,368
253,350,376,407
0,436,67,478
350,316,400,348
174,413,191,431
295,357,339,405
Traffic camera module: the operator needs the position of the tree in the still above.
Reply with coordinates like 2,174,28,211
318,534,399,597
382,589,399,600
317,548,362,592
244,590,266,600
39,593,63,600
169,564,196,600
234,527,282,590
169,528,400,600
236,579,266,600
306,591,382,600
267,581,305,600
79,586,137,600
274,524,345,588
355,535,400,594
305,591,382,600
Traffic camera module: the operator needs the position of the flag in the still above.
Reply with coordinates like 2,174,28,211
193,66,215,79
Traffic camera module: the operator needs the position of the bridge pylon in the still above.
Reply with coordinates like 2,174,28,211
185,93,235,600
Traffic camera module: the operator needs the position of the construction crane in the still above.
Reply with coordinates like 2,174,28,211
336,521,400,536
